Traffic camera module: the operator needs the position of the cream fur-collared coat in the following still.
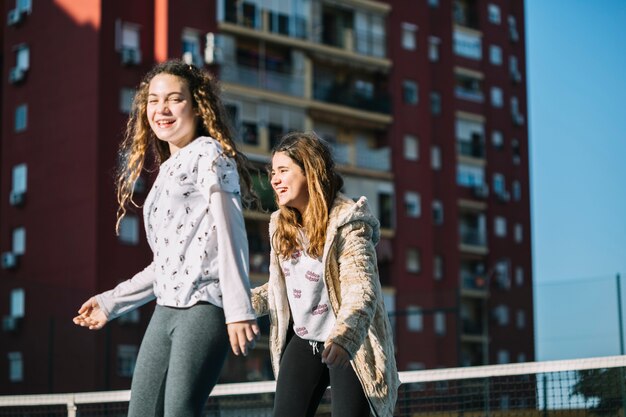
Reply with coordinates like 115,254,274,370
251,194,399,417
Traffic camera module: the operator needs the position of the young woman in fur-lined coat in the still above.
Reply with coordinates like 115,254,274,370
251,132,399,417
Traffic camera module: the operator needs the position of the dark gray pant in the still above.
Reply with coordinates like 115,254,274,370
273,333,371,417
127,303,229,417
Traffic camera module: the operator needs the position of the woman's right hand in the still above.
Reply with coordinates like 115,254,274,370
73,297,109,330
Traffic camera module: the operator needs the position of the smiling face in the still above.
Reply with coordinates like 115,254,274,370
147,73,198,154
271,151,309,214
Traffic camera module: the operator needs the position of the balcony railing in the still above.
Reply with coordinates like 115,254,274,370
313,84,391,114
221,64,305,97
460,227,486,246
457,141,485,158
330,141,391,172
461,271,488,291
454,87,484,102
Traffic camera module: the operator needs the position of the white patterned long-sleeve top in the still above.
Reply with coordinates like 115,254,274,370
96,136,255,324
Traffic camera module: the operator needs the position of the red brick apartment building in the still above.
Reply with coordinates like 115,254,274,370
0,0,533,394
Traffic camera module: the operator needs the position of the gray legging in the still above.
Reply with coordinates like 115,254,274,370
127,302,229,417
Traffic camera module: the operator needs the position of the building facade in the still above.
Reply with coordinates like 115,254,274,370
0,0,533,394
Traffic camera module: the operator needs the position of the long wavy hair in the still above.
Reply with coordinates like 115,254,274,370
115,60,257,232
271,132,343,259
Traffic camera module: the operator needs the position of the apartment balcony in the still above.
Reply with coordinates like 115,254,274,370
453,0,479,30
455,87,484,103
460,227,486,247
313,84,391,114
218,0,391,70
453,27,482,61
220,64,305,97
457,140,485,159
462,319,484,336
460,271,488,297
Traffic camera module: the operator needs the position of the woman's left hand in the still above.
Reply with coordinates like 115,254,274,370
321,342,351,369
227,319,261,356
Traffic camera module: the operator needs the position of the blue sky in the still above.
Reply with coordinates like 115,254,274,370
526,1,626,360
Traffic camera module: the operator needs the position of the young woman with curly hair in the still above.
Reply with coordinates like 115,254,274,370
73,60,259,417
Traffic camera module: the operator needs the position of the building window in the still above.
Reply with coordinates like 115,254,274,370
402,23,417,50
508,15,519,41
518,352,527,363
14,104,27,132
434,255,443,281
491,87,503,107
404,134,419,160
432,200,444,225
512,139,521,164
404,192,421,218
488,4,501,24
15,45,30,71
457,164,484,188
402,80,418,104
511,97,525,125
431,146,441,170
453,30,481,60
494,216,507,237
515,266,524,286
492,173,505,195
119,88,135,113
517,310,526,329
12,227,26,256
489,45,502,65
182,29,203,67
116,20,142,65
12,164,27,195
428,36,441,62
434,312,446,335
492,130,504,148
407,305,423,331
119,215,139,245
8,352,23,382
512,180,522,201
9,44,29,83
117,345,139,378
241,121,259,146
510,55,522,82
406,248,421,273
10,288,25,318
497,349,510,364
493,305,509,326
514,223,523,243
455,71,484,102
430,92,442,114
15,0,32,14
428,0,439,7
495,260,511,289
354,12,386,58
378,192,393,229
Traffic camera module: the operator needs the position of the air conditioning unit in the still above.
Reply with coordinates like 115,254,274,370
472,184,489,199
9,190,26,207
8,67,25,84
121,47,141,65
7,9,21,26
2,315,22,332
1,252,19,270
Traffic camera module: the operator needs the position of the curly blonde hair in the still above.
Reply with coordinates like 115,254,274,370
115,60,257,232
270,132,343,259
